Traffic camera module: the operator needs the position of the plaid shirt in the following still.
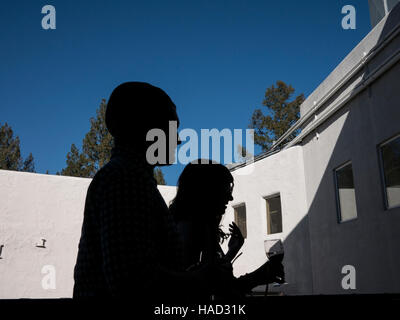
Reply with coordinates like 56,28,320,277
73,145,183,298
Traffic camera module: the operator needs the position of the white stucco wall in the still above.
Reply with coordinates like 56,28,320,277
299,4,400,294
301,62,400,294
0,170,176,298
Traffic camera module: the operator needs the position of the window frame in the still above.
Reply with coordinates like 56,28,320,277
264,193,283,235
378,132,400,211
232,202,247,239
333,160,358,224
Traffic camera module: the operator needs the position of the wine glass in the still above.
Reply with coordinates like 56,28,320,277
264,239,287,287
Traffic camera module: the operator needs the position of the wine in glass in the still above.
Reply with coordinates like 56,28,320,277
264,239,287,287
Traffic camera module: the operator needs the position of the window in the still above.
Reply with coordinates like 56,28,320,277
334,162,358,222
379,134,400,209
234,204,247,239
265,195,283,234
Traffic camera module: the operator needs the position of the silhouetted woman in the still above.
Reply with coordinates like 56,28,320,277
169,159,284,299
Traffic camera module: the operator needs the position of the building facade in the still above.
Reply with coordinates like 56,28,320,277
227,2,400,295
0,170,177,298
1,2,400,298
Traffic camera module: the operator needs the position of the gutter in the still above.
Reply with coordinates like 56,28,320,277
270,19,400,151
285,46,400,149
228,148,281,172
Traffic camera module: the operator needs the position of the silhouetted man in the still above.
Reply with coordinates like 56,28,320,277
73,82,217,300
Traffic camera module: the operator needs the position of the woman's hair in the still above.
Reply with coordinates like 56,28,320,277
170,159,233,242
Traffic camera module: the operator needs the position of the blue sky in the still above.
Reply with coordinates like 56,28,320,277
1,0,371,185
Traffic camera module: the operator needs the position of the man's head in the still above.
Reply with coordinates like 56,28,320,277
105,82,180,163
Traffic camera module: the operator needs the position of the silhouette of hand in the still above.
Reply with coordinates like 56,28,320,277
228,222,244,254
245,259,285,286
188,258,233,282
189,259,234,297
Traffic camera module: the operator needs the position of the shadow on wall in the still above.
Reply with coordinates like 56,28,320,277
281,4,400,295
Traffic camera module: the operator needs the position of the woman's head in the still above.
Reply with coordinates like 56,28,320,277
170,159,234,223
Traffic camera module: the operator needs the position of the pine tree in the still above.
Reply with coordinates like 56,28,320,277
22,153,35,172
60,100,166,184
154,167,166,185
61,144,92,178
250,81,305,152
0,122,35,172
236,144,253,162
81,99,114,175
